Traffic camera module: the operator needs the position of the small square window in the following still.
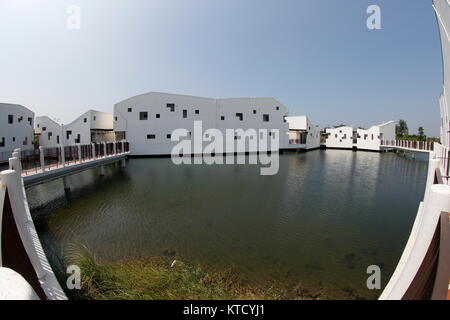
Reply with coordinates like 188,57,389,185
263,114,269,122
276,106,279,110
236,113,243,121
166,134,171,139
195,110,199,114
156,114,160,118
139,112,148,120
42,127,47,131
147,134,156,139
84,118,87,123
253,110,256,114
167,103,175,112
128,108,132,112
221,116,225,120
114,116,118,121
28,117,32,125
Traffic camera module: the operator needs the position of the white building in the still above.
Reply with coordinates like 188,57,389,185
434,0,450,148
286,116,320,150
325,126,354,149
0,103,34,160
63,110,114,145
34,116,62,148
114,92,289,155
356,121,396,151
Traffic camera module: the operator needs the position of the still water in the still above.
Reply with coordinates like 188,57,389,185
27,150,428,299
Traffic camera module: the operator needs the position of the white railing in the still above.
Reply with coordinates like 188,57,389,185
19,140,129,177
381,140,435,152
433,142,450,185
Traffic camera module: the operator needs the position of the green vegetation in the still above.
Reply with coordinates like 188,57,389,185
395,120,439,143
67,246,285,300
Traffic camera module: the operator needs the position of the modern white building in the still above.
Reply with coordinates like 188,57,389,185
434,0,450,148
63,110,114,145
114,92,289,155
34,116,62,148
325,126,354,149
286,116,321,150
356,121,396,151
0,103,34,161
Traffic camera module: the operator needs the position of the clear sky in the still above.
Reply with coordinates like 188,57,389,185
0,0,444,136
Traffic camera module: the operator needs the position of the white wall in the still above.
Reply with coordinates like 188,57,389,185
0,103,34,158
356,121,395,151
325,126,354,149
434,0,450,148
63,110,113,145
34,116,62,148
286,116,320,149
114,92,289,155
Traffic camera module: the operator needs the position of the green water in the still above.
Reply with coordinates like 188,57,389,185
27,150,428,299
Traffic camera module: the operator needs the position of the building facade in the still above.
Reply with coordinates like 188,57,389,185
34,116,62,148
63,110,114,145
114,92,289,155
0,103,34,161
356,121,396,151
286,116,321,150
325,126,354,149
434,0,450,148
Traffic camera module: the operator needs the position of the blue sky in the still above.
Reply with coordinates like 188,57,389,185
0,0,444,136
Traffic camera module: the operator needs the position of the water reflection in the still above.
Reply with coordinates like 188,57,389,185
28,150,428,299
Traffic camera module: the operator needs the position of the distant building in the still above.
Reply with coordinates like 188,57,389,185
63,110,114,145
286,116,320,150
325,126,354,149
356,121,396,151
324,121,395,151
114,92,289,155
34,116,62,148
0,103,34,161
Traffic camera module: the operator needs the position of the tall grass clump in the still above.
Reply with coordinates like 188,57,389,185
66,245,284,300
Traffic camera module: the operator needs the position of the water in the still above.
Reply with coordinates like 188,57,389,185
27,150,428,299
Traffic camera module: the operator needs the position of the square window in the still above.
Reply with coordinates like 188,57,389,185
167,103,175,112
263,114,269,122
84,118,87,123
128,108,132,112
195,110,199,114
276,106,279,110
167,134,171,139
147,134,156,139
156,114,160,118
139,112,148,120
42,127,47,131
253,110,256,114
18,116,23,122
28,117,33,125
236,113,243,121
221,116,225,120
114,116,118,121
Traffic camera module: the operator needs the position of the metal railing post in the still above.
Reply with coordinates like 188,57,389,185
39,146,45,172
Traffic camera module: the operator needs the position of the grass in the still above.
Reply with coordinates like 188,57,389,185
66,245,286,300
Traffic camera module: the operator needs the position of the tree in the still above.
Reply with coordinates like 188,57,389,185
396,120,408,137
418,127,426,142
